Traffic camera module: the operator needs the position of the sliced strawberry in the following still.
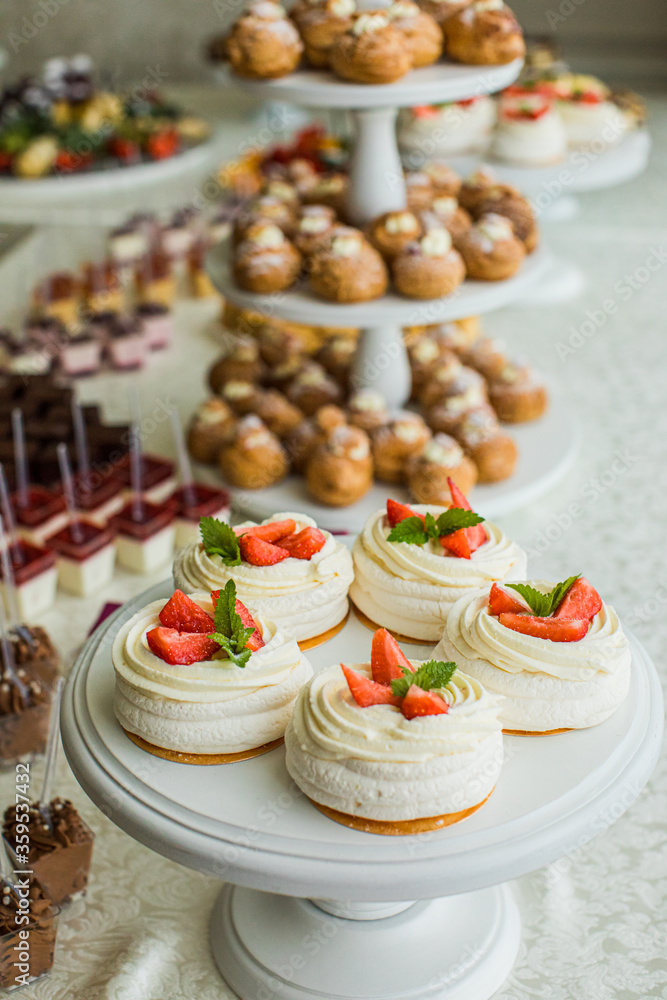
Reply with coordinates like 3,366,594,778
341,665,401,707
370,628,413,685
553,577,602,622
386,499,424,528
279,526,326,560
401,685,449,719
442,477,487,556
235,599,265,651
440,529,471,559
159,590,215,633
209,591,265,651
488,582,529,616
236,519,297,543
146,128,179,160
498,613,589,642
146,627,219,664
239,534,290,566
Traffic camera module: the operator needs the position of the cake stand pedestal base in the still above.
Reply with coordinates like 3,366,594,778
351,323,412,407
210,884,521,1000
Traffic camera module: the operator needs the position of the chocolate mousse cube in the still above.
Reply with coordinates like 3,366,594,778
3,799,95,906
0,877,59,988
0,676,53,764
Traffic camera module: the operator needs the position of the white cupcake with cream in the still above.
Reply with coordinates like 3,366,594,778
174,512,354,645
554,74,628,149
113,587,312,758
434,576,631,732
285,628,502,832
350,493,527,641
491,90,567,166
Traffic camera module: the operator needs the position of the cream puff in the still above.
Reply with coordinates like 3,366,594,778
367,210,423,261
392,228,466,300
225,1,304,79
487,360,548,423
306,424,373,506
420,196,472,248
219,380,266,417
248,387,306,436
386,1,443,68
300,173,348,214
219,415,289,489
309,227,389,303
208,336,266,392
372,411,431,483
347,388,390,433
416,0,472,27
445,0,525,66
458,213,525,280
405,170,435,212
330,12,412,84
286,361,343,415
421,362,487,415
187,399,238,464
298,0,356,66
293,204,338,256
424,162,462,198
315,335,357,387
462,334,508,379
285,403,349,471
458,166,500,214
234,195,296,241
233,223,302,293
407,433,478,500
257,320,306,368
473,186,538,253
456,405,517,482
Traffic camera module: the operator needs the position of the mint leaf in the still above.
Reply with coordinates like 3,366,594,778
387,516,429,546
507,575,580,617
433,508,485,537
208,579,256,668
391,659,457,699
200,517,241,566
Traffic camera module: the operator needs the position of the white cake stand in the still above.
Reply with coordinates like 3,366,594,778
0,130,229,225
60,581,663,1000
196,381,579,531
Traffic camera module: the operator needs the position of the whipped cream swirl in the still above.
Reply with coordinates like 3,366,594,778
435,586,632,731
349,505,527,640
113,595,313,754
285,662,502,821
174,512,354,643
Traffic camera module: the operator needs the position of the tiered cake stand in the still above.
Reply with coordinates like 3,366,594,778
206,59,579,524
61,579,664,1000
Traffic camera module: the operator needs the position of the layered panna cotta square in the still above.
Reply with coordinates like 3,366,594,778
46,521,117,596
169,484,231,550
116,454,177,505
11,486,68,547
112,501,176,574
0,540,58,617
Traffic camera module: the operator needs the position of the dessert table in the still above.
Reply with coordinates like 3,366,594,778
0,87,666,1000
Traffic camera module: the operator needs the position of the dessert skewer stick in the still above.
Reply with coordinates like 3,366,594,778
169,407,196,507
0,539,29,701
57,444,84,545
71,398,91,487
38,677,64,835
11,409,29,510
0,508,20,631
128,386,144,522
0,463,23,571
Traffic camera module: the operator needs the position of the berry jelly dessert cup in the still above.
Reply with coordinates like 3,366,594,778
134,302,173,350
11,486,68,547
59,333,102,377
116,453,177,505
0,676,53,765
106,317,147,371
0,540,58,618
0,878,59,989
170,484,231,550
45,521,117,597
112,500,176,574
54,471,125,528
3,799,94,907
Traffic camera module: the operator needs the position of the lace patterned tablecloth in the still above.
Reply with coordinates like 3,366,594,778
1,92,666,1000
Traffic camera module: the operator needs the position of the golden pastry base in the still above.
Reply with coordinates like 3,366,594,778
122,729,284,765
310,789,493,836
298,610,350,651
503,727,573,736
351,602,432,646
